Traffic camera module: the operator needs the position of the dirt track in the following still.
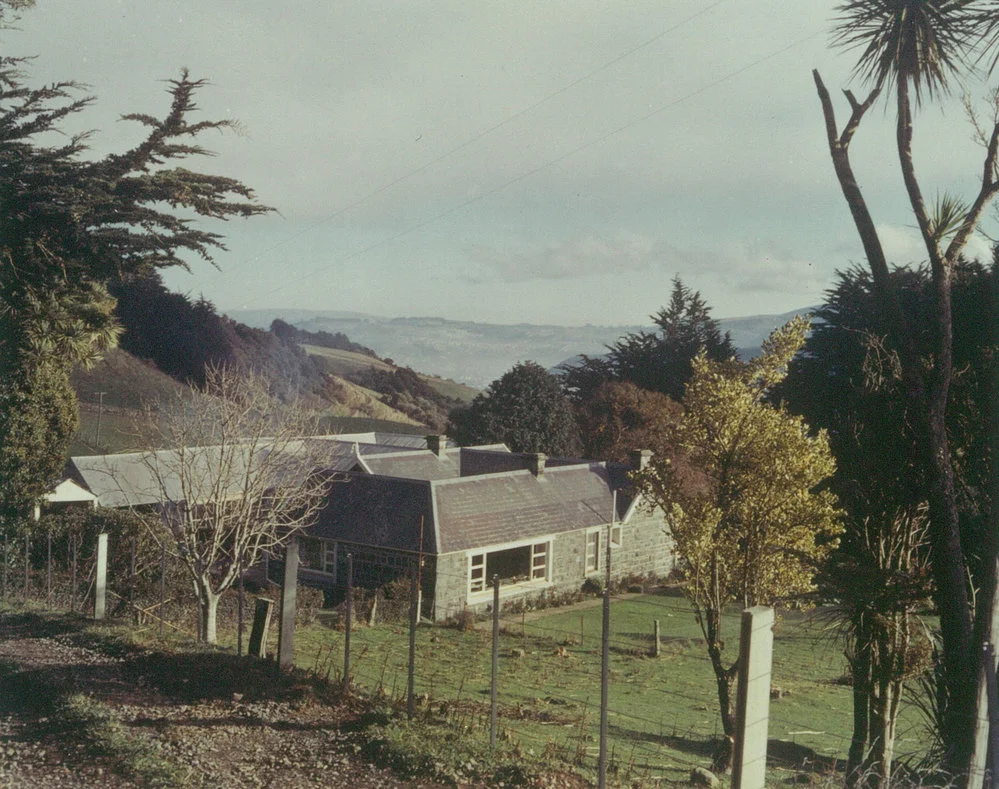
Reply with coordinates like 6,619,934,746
0,610,443,788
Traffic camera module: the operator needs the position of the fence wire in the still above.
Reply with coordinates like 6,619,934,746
2,532,952,786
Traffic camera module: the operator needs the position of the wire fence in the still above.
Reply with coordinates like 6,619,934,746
1,529,951,786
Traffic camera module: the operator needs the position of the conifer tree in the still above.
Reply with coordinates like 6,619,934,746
0,54,270,524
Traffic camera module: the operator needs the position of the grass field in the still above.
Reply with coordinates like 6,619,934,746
274,592,933,785
303,345,396,376
302,344,479,403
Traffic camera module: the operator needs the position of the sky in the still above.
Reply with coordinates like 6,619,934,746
7,1,997,325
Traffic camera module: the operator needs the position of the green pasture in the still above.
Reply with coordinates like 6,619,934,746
281,593,934,784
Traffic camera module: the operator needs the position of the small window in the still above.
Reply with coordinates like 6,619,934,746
611,524,622,548
585,530,599,573
531,543,548,581
323,542,337,575
469,553,485,593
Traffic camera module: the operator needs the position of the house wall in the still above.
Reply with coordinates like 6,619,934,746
431,505,673,622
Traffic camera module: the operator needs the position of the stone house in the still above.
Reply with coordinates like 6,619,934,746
304,446,673,620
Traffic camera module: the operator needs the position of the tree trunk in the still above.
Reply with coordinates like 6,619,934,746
847,627,872,787
704,604,736,772
893,76,976,779
815,71,977,781
198,587,220,645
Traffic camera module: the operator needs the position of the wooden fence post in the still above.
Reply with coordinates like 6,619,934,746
248,598,274,659
70,533,77,613
159,542,166,638
407,563,418,719
23,533,29,600
490,574,500,749
237,564,245,656
46,530,52,603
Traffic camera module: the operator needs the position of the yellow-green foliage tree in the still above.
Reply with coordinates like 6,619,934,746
635,316,841,772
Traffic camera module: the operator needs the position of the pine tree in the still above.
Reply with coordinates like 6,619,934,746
0,56,270,525
562,277,736,403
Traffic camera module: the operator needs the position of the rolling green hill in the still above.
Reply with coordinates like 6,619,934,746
302,344,479,402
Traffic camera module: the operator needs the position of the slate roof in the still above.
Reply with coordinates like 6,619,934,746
458,448,583,477
432,464,618,552
313,461,636,555
312,475,435,554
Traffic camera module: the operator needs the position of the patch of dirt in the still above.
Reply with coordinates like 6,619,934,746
0,611,447,788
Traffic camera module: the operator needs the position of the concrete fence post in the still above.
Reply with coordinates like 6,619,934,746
93,533,108,621
277,537,299,672
982,642,998,789
731,606,774,789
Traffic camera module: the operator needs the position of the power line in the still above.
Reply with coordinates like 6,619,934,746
204,1,732,292
231,25,823,310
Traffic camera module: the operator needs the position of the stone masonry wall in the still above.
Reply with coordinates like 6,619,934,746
430,504,674,621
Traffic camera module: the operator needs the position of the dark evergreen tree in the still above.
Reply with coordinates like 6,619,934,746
449,362,581,456
0,54,270,525
561,277,736,402
778,261,995,777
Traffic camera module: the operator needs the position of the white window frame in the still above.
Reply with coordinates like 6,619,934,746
323,541,338,582
469,552,486,594
531,542,549,582
467,538,554,597
585,524,622,575
584,529,600,573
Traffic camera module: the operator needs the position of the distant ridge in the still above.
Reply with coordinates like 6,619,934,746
230,308,813,389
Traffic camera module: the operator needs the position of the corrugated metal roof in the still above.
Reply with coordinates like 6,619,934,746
70,440,336,508
359,449,461,480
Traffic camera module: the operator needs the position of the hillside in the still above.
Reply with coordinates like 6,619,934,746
68,348,426,454
71,274,467,447
70,349,189,454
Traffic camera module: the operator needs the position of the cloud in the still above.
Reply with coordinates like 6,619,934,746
464,231,830,307
465,232,671,283
876,223,993,266
721,241,830,296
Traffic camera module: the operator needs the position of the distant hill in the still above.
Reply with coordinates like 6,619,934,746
231,308,814,388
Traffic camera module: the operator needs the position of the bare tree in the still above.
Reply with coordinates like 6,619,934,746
135,366,337,644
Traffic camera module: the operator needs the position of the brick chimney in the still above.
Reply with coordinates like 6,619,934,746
630,449,652,471
528,452,546,477
426,435,447,457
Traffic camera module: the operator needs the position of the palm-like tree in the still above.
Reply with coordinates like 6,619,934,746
814,1,998,783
